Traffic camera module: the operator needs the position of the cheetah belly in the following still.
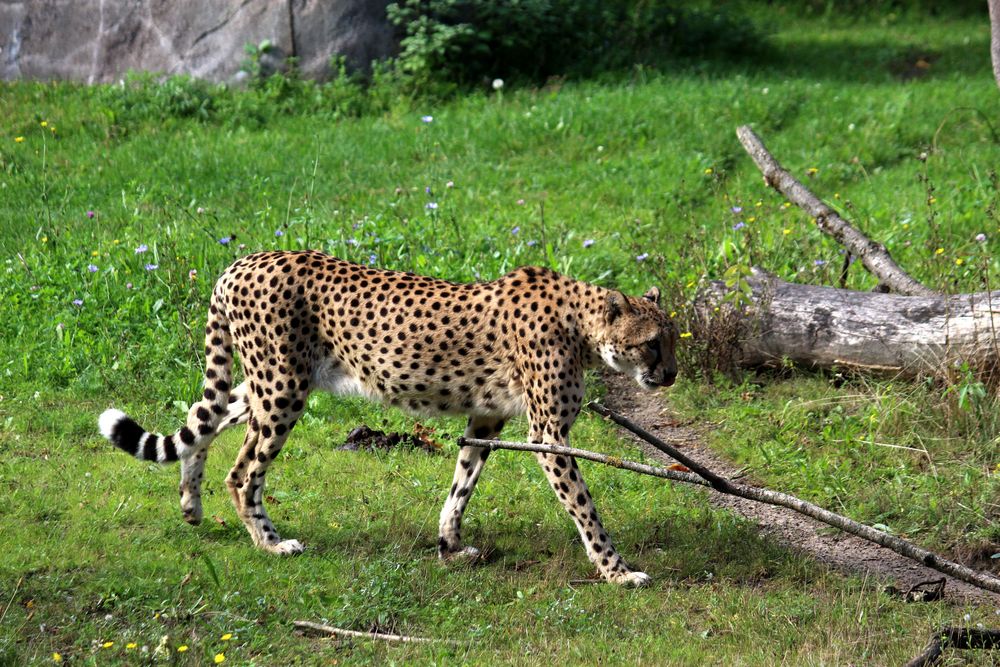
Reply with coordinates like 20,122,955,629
310,358,371,398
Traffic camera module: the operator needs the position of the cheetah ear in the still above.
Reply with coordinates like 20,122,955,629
604,291,632,325
642,287,660,306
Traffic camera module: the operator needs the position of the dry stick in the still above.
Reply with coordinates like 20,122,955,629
735,124,936,297
585,402,1000,596
457,437,709,488
293,620,460,645
904,627,1000,667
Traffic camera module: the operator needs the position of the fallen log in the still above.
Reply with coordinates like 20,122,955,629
691,127,1000,376
696,268,1000,377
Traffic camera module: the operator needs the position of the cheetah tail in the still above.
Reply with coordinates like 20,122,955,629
98,289,238,464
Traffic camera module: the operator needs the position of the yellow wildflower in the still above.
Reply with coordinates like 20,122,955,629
41,236,48,243
221,633,233,641
91,250,99,257
113,239,120,244
755,201,763,208
956,258,964,266
52,653,62,663
782,202,791,208
806,167,818,175
680,332,693,339
102,641,114,649
14,136,24,143
126,643,137,650
686,281,696,288
935,248,944,255
669,311,677,318
783,228,791,235
928,196,937,204
833,193,840,199
215,653,226,663
747,216,756,223
177,645,189,653
40,121,48,128
703,167,713,175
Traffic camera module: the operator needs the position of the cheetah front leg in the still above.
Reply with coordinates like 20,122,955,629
438,416,506,563
529,418,651,587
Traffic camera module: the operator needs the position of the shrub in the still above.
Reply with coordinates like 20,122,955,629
386,0,763,89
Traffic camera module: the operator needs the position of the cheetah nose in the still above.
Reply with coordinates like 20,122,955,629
661,371,676,387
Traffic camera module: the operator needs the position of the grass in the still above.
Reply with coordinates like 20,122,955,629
3,4,1000,664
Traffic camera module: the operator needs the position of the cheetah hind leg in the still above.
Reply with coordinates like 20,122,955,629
438,416,505,564
227,398,307,556
180,381,251,525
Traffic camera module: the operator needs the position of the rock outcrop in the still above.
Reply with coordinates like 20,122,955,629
0,0,396,84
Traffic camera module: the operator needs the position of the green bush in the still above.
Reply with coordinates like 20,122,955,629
386,0,763,88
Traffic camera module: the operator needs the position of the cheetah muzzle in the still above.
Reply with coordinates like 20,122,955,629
99,251,678,586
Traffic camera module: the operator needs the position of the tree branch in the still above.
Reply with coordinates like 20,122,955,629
293,620,459,644
735,125,936,296
457,437,709,487
584,402,1000,596
904,626,1000,667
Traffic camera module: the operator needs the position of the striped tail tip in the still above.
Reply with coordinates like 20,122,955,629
99,408,180,463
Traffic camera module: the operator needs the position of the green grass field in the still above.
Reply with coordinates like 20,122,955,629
3,6,1000,664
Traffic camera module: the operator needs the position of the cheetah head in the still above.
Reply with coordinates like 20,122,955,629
598,287,678,390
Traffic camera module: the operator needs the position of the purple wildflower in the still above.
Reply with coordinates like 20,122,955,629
86,210,95,219
583,239,595,248
125,282,133,290
368,254,377,265
636,253,649,262
275,229,284,237
527,240,538,247
421,115,433,123
813,259,826,267
87,264,99,273
511,226,520,235
135,244,148,254
72,299,83,307
730,206,742,214
732,222,746,230
219,236,231,245
426,202,438,210
976,233,987,243
425,186,432,195
144,263,158,271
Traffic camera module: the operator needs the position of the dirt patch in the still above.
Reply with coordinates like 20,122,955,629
601,373,1000,607
338,424,443,454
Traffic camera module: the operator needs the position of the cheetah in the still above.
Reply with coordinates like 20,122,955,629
99,251,677,586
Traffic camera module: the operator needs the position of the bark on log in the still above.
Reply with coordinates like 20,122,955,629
736,125,935,296
696,269,1000,377
991,0,1000,90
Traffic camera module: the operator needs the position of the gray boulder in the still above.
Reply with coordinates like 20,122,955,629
0,0,397,83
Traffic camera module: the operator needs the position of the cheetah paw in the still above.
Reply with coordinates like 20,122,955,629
617,570,652,587
442,546,481,565
270,539,305,556
181,506,203,525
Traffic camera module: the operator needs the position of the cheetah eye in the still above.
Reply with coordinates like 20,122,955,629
645,339,659,353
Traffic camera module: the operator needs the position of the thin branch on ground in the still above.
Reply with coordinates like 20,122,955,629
735,124,935,296
457,437,710,488
584,401,1000,595
293,620,460,644
904,626,1000,667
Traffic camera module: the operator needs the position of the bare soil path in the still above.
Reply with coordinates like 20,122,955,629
601,375,1000,607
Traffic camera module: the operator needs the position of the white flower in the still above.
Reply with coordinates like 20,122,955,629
492,78,504,90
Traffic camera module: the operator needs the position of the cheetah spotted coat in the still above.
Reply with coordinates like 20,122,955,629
100,251,677,585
